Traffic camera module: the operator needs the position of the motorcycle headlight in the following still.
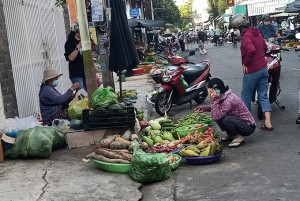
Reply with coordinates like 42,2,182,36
162,76,171,83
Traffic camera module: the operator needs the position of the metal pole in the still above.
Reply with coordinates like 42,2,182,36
76,0,98,105
150,0,154,20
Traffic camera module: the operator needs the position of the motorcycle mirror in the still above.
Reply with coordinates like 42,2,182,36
189,51,195,56
296,33,300,40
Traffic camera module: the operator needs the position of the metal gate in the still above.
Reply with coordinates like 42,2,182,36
2,0,71,118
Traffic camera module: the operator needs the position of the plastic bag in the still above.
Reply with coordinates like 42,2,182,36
92,86,118,108
5,126,65,159
0,116,40,133
129,147,171,183
68,94,89,120
52,119,70,133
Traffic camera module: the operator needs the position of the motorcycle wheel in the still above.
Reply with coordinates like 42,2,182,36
257,102,264,120
155,91,173,116
194,88,208,104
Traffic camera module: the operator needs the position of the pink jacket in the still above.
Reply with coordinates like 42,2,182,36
200,90,255,125
241,27,267,74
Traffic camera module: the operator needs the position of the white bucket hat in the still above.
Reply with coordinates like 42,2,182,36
42,68,63,83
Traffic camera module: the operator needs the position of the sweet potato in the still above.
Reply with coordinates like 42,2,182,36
93,154,130,164
115,137,131,146
109,141,127,149
95,149,125,160
96,147,130,153
99,136,115,148
118,152,132,161
85,152,97,159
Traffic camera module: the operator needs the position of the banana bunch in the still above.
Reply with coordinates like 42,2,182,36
122,90,137,97
179,141,223,157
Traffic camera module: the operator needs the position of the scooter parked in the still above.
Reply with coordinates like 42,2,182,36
154,51,211,116
255,39,289,120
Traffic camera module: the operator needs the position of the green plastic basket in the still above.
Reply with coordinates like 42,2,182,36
93,160,131,173
176,124,208,137
169,154,182,170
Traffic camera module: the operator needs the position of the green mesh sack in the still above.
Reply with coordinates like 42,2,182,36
92,87,118,109
5,126,65,159
129,147,171,183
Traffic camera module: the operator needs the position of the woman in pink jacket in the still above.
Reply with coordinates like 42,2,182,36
195,78,256,148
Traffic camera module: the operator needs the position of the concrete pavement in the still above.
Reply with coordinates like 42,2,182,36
1,42,299,201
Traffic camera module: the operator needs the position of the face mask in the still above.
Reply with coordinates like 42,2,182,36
264,21,270,26
53,80,59,87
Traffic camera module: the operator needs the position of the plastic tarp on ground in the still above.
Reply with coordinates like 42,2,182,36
128,19,166,28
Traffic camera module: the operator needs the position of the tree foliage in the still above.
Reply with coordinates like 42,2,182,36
151,0,181,25
178,0,194,19
218,0,227,15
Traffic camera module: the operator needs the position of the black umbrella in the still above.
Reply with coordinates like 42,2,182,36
109,0,139,99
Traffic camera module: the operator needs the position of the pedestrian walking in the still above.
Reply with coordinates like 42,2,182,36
64,22,86,89
229,14,273,131
178,32,185,52
195,78,256,148
197,29,207,55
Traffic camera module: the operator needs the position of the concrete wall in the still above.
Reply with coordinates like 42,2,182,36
0,0,19,119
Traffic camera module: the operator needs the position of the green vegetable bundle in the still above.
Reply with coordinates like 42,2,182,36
129,147,171,183
178,112,212,127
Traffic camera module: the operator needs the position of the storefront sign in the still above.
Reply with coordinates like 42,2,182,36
91,4,104,22
130,9,140,17
247,0,293,16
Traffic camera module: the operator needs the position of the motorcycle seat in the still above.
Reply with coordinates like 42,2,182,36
182,62,208,86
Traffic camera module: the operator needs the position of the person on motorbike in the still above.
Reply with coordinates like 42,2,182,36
195,78,256,148
257,14,280,40
229,14,273,131
158,32,166,46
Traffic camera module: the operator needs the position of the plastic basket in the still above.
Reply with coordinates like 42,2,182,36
169,154,182,170
176,124,208,137
184,154,222,165
93,160,131,173
83,106,135,130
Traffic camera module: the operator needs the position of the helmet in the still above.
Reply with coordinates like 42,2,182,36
229,14,249,29
262,14,270,21
70,22,79,32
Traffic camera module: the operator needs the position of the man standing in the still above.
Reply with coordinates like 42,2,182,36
229,14,273,131
197,29,207,55
64,22,85,89
214,27,221,45
257,14,279,40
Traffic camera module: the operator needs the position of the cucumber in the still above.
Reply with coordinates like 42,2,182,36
161,123,175,127
159,120,172,124
161,127,175,131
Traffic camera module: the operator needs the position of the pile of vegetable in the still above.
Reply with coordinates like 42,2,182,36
92,87,122,110
96,130,147,151
168,155,180,164
85,148,132,164
179,141,222,157
146,140,183,153
180,126,218,144
177,112,212,127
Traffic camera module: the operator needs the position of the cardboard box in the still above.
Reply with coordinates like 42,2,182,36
65,129,106,149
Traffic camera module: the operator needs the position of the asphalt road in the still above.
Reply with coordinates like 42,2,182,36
143,42,300,201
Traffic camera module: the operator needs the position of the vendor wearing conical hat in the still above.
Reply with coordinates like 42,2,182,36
39,68,80,125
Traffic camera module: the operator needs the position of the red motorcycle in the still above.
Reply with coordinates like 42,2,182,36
255,40,289,120
154,51,211,116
